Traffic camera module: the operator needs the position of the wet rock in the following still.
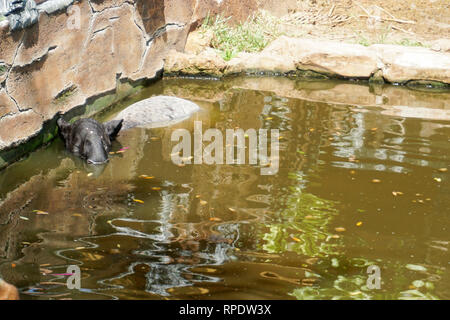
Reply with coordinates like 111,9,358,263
226,51,295,75
264,36,378,78
113,95,200,130
0,279,19,300
164,48,227,77
369,69,385,85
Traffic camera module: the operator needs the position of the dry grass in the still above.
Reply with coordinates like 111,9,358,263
200,11,282,60
199,1,445,59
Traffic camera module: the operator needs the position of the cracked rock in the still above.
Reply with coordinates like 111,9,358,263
0,89,17,118
0,109,42,149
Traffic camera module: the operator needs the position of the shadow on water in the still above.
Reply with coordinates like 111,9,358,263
0,77,449,299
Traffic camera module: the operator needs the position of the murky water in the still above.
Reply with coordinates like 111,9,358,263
0,77,449,300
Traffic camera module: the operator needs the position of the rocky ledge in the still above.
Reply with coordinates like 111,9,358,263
164,34,450,87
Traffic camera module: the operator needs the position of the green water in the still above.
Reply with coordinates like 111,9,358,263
0,77,449,300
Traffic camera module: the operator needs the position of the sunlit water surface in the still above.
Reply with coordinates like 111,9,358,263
0,77,449,300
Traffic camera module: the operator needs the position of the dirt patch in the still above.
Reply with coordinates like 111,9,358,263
274,0,449,46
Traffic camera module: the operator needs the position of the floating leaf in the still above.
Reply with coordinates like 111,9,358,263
139,175,155,179
425,282,435,290
412,280,425,288
198,288,209,294
372,179,381,183
438,168,447,172
331,258,339,267
356,221,363,227
19,216,29,221
133,199,144,204
335,227,346,232
40,268,52,275
406,264,427,272
87,173,93,177
33,210,49,215
434,177,442,182
151,187,161,191
209,217,222,222
200,200,208,205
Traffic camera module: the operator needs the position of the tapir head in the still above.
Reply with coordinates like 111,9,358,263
57,117,123,164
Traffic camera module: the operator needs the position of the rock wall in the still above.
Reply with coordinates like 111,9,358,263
0,0,288,169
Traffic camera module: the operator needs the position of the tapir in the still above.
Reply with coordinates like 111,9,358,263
57,96,199,165
57,117,123,164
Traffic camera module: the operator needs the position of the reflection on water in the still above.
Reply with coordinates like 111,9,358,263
0,77,449,300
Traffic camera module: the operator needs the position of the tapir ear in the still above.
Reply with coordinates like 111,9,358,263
57,117,71,140
104,119,123,140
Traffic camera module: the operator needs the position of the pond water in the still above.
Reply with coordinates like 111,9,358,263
0,77,449,300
